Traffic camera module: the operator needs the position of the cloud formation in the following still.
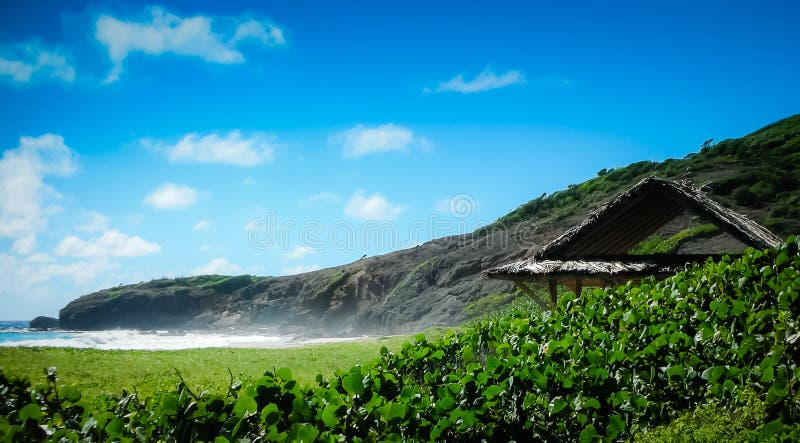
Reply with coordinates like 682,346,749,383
284,245,314,260
193,220,211,231
143,183,198,210
0,134,78,238
95,7,285,82
0,41,75,83
344,190,405,221
55,229,161,258
77,211,110,233
11,234,37,255
433,68,524,94
333,124,431,158
147,130,276,167
193,257,242,275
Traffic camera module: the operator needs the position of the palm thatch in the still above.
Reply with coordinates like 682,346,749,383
484,177,782,308
536,177,781,259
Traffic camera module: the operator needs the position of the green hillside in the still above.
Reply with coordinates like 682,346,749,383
486,114,800,238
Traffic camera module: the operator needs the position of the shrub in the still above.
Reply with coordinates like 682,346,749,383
2,238,799,441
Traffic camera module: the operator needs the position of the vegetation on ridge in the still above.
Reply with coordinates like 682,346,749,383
484,114,800,238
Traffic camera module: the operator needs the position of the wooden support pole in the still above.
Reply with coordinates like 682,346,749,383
575,278,583,296
515,281,551,311
547,279,558,305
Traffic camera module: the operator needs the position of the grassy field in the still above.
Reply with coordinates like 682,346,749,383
0,336,407,405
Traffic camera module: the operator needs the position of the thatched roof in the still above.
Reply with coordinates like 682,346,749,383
485,177,782,282
485,254,721,280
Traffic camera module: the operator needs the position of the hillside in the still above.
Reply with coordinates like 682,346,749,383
57,114,800,334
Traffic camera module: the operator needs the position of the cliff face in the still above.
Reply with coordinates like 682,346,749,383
58,219,565,334
58,115,800,334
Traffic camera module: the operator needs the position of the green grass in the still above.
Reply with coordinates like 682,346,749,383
0,336,407,406
629,223,720,254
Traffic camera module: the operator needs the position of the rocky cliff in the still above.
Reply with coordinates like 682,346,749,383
57,115,800,334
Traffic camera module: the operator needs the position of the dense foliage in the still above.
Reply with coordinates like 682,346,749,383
3,239,800,441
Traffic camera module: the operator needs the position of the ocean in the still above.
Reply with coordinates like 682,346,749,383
0,320,328,350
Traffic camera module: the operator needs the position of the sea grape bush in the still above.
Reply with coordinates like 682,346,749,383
2,238,799,441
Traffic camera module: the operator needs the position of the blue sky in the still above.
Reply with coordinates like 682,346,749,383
0,1,798,319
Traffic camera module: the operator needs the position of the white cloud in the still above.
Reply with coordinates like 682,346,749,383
193,257,242,275
344,190,405,221
333,124,431,159
146,130,276,166
284,245,315,260
77,210,110,232
242,177,257,186
193,219,211,231
281,263,321,276
95,7,285,83
0,42,75,83
143,183,198,210
0,253,115,288
0,134,78,238
55,229,161,258
12,234,37,255
232,20,286,45
299,191,342,206
434,68,524,94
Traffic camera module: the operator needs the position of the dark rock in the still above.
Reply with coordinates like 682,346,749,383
30,316,59,330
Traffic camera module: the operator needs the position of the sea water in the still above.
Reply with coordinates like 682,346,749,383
0,320,298,350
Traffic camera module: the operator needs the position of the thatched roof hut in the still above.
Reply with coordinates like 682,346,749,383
484,177,782,309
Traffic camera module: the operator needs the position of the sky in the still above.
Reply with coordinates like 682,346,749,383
0,0,798,320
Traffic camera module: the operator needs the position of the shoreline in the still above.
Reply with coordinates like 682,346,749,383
0,326,401,351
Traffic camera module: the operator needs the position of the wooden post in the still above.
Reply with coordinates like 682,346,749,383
575,278,583,296
514,281,551,311
547,279,558,305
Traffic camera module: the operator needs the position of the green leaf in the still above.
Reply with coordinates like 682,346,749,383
233,395,258,417
483,384,504,400
290,423,319,443
631,395,648,410
666,364,685,381
761,419,785,439
430,418,452,440
702,366,726,383
766,382,788,405
776,252,789,266
276,367,293,381
436,394,456,411
583,397,601,409
486,357,502,373
260,403,281,426
579,424,600,443
19,403,42,424
321,403,340,427
382,402,407,421
159,394,179,415
732,300,747,316
214,437,230,443
607,414,625,439
548,397,568,415
59,385,82,403
342,373,365,396
585,350,603,365
522,392,537,410
104,418,124,436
